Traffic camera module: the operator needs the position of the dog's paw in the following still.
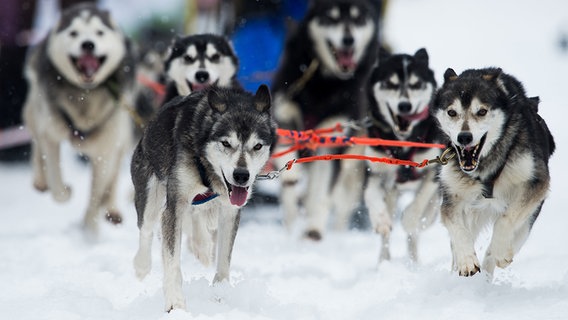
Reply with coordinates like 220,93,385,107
105,210,123,225
164,296,186,313
213,272,229,284
373,220,392,238
304,229,322,241
133,252,151,280
455,253,481,277
485,247,514,271
33,180,48,192
52,185,72,202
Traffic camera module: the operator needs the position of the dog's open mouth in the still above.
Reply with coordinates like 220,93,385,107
186,79,218,92
454,133,487,173
388,108,411,134
223,174,249,207
388,105,430,135
326,41,356,73
70,54,106,82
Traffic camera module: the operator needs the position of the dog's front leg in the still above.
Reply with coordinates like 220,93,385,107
484,200,544,275
83,152,122,233
161,199,186,312
365,172,394,262
188,207,216,267
441,202,480,276
213,207,240,283
41,138,72,202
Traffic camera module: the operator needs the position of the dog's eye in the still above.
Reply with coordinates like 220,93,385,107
183,54,195,64
383,81,398,90
447,109,457,117
69,30,78,38
221,141,231,148
477,109,488,116
253,143,263,151
409,81,423,90
209,54,220,63
96,30,104,36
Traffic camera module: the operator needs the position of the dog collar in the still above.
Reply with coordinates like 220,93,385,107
191,156,220,204
192,191,219,205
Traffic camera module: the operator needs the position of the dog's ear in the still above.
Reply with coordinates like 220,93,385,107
414,48,429,65
208,89,227,113
528,96,540,112
444,68,458,82
481,68,502,81
254,84,271,113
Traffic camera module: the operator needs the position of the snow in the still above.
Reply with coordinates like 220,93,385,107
2,0,568,319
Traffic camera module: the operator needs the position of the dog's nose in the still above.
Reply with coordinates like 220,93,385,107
398,102,412,113
195,71,209,83
342,35,354,47
457,132,473,145
233,168,250,185
81,41,95,52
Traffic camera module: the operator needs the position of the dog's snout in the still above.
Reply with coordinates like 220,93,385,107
233,168,250,185
457,132,473,145
81,41,95,52
195,71,209,83
398,102,412,113
342,35,354,47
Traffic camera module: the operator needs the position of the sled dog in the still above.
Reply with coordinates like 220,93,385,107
364,48,441,262
131,85,276,311
163,34,240,103
271,0,379,239
22,3,136,232
432,68,555,277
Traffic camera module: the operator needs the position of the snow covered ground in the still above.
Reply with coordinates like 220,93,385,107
2,0,568,319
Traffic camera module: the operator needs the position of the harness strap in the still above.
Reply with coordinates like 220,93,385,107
286,59,319,98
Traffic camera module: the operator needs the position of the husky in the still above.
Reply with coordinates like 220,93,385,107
364,48,441,262
22,3,135,233
431,68,555,277
271,0,379,239
131,85,276,312
162,34,240,103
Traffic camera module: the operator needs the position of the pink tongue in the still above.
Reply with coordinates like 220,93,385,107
229,186,248,207
77,54,100,78
337,50,355,70
191,82,209,91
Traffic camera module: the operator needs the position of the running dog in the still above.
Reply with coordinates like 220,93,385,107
271,0,379,238
131,85,276,311
162,33,240,103
431,68,555,277
22,3,136,233
364,48,441,262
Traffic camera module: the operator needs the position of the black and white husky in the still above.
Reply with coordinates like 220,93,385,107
163,34,240,102
22,3,136,233
364,48,441,262
432,68,555,277
131,85,276,312
271,0,379,239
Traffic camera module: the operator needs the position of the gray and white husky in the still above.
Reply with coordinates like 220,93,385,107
432,68,555,277
131,85,276,312
22,3,135,233
271,0,379,238
163,34,240,103
365,48,441,262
